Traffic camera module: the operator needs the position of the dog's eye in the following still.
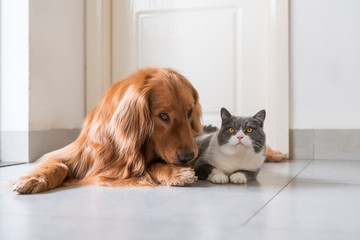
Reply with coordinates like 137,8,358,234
158,113,170,122
187,109,193,118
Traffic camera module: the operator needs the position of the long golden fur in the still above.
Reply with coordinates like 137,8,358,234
13,68,202,193
13,67,287,194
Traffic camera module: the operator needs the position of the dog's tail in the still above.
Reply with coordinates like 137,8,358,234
265,146,289,162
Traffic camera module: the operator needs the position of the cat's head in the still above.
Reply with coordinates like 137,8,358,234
217,108,266,155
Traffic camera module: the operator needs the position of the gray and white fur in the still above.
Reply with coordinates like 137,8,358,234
194,108,266,184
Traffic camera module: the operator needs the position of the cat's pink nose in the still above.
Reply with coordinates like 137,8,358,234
237,136,243,141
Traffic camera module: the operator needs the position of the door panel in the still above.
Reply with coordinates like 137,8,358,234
109,0,289,153
138,8,240,123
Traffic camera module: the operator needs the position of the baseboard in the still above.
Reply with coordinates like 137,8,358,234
29,129,81,162
0,129,80,163
4,129,358,162
290,129,360,160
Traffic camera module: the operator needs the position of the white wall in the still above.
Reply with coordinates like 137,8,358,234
0,0,29,132
0,0,30,162
29,0,85,131
1,0,85,132
0,0,85,162
290,0,360,129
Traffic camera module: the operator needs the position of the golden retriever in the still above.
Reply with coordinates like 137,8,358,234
13,68,202,193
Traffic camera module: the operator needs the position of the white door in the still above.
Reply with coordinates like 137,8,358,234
86,0,289,154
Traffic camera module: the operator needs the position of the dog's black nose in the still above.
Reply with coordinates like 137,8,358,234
178,152,195,163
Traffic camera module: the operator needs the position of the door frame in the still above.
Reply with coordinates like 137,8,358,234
85,0,289,153
85,0,112,114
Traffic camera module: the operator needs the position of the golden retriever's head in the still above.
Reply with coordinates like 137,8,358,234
107,68,202,176
144,68,202,165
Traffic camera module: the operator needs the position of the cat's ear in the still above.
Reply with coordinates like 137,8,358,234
221,108,232,121
253,110,266,127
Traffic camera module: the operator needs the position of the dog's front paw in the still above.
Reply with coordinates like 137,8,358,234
12,176,47,194
170,167,197,186
230,172,247,184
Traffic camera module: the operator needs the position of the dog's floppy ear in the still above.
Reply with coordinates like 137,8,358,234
108,81,154,177
190,86,203,136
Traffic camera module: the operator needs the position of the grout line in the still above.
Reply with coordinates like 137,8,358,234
241,159,314,227
312,129,315,159
0,162,27,168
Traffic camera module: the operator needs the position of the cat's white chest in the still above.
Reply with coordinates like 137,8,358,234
206,138,265,175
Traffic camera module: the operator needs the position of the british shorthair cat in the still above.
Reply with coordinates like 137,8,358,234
194,108,266,184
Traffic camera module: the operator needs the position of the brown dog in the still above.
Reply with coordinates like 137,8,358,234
13,68,202,193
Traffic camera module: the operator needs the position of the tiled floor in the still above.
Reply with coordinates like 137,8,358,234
1,159,359,240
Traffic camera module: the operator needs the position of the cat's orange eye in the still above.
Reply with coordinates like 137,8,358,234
246,128,253,133
228,127,235,133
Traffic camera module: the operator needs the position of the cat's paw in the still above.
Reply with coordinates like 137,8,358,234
170,167,198,186
208,172,229,184
12,176,48,194
230,172,247,184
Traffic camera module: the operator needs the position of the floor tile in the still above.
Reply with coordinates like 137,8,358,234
242,160,360,239
235,227,360,240
0,160,311,240
243,181,360,237
295,159,360,184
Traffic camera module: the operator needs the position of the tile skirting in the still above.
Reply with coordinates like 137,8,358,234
29,129,81,162
290,129,360,160
2,129,358,162
1,129,80,163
